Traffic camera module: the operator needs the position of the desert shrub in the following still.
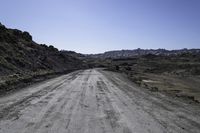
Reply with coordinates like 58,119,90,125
0,57,12,69
0,82,7,91
120,62,128,66
115,65,119,70
13,29,22,36
48,45,58,51
14,58,26,67
0,36,3,42
22,31,32,41
25,42,37,49
191,67,200,75
5,56,12,62
125,66,131,71
5,33,18,43
0,45,7,53
21,77,32,83
0,23,6,29
41,44,48,48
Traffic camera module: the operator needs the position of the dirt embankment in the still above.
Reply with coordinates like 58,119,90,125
0,69,82,96
0,23,87,95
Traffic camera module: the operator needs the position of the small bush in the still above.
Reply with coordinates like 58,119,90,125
115,65,119,71
22,31,32,41
125,66,131,71
49,45,58,51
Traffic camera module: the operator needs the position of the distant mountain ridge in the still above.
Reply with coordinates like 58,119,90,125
88,48,200,59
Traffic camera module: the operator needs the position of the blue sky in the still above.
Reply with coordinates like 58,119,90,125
0,0,200,54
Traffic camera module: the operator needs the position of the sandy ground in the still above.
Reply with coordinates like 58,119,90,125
0,69,200,133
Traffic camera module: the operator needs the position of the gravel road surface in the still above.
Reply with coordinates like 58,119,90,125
0,69,200,133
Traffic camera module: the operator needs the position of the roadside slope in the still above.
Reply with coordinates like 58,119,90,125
0,23,86,94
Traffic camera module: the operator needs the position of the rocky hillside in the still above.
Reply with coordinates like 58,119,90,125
60,50,86,60
0,23,86,93
88,48,200,59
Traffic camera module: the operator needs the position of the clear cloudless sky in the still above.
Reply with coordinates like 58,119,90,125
0,0,200,54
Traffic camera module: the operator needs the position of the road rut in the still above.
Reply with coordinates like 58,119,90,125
0,69,200,133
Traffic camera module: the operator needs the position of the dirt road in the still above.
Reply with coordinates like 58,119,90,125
0,69,200,133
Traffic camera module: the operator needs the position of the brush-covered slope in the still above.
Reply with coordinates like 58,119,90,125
0,23,86,93
0,23,86,75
